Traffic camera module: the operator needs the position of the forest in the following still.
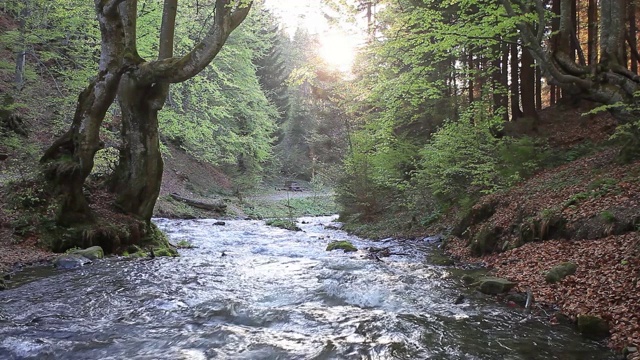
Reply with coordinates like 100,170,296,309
0,0,639,358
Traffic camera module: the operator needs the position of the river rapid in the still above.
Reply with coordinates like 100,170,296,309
0,216,617,359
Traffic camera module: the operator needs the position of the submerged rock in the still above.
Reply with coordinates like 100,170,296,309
69,246,104,260
577,315,610,340
326,241,357,252
54,254,92,269
475,277,517,295
545,262,577,283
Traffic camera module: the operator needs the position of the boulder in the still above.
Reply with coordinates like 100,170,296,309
545,262,577,283
475,277,517,295
577,315,610,340
429,253,454,266
54,254,92,269
69,246,104,260
326,241,357,252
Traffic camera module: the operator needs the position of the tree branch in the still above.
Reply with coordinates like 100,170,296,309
135,0,252,85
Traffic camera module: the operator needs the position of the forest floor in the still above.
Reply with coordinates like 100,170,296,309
436,103,640,355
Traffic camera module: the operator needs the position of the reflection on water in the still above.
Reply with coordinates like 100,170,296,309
0,216,616,359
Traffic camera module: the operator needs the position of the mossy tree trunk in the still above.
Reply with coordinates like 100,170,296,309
40,0,126,226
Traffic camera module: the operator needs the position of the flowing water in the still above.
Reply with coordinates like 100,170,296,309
0,216,616,359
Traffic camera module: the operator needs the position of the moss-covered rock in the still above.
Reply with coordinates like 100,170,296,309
577,315,610,340
469,225,499,256
153,247,178,257
326,241,357,252
545,262,577,283
474,277,517,295
265,218,301,231
69,246,104,260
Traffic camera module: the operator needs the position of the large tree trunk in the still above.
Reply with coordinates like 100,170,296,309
112,77,164,221
40,0,125,226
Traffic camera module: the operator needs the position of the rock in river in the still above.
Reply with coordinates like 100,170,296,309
475,277,517,295
69,246,104,260
54,254,92,269
326,241,357,252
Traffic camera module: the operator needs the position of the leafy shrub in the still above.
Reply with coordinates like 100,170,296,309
414,112,543,206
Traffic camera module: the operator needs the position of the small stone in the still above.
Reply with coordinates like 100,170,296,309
454,294,465,304
2,273,10,280
213,221,226,226
625,347,638,354
0,279,6,291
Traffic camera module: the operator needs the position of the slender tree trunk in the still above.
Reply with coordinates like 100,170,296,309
510,41,522,120
14,7,28,91
468,51,474,104
629,0,638,72
535,59,543,109
588,0,599,66
521,45,537,119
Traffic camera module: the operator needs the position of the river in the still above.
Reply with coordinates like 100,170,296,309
0,216,616,359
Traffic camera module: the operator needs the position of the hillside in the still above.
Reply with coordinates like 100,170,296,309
440,104,640,353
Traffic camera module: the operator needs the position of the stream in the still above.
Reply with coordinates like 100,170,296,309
0,216,617,359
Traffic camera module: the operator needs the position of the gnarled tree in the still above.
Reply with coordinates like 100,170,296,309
41,0,252,247
501,0,640,121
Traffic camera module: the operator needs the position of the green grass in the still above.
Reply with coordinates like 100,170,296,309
243,195,338,219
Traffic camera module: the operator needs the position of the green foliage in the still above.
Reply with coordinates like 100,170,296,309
414,109,544,206
90,147,119,179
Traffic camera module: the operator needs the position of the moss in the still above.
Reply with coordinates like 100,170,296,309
326,240,357,252
153,247,178,257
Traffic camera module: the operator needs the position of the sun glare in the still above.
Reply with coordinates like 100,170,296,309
264,0,363,73
319,31,358,72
